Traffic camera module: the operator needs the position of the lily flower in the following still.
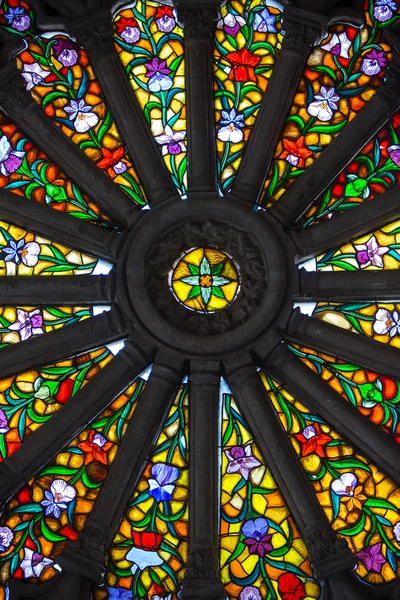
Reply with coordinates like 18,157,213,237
78,430,111,465
279,136,312,167
155,5,176,33
307,86,340,122
321,32,352,59
115,17,141,44
361,49,387,75
53,39,78,67
0,136,24,176
374,0,397,22
227,48,260,82
8,309,44,341
217,12,246,36
148,463,179,501
126,531,163,574
22,63,50,91
97,147,128,177
331,473,366,511
20,548,53,578
252,8,276,33
64,99,99,133
225,445,261,480
356,543,386,573
145,58,173,92
354,235,388,268
373,308,400,337
3,238,40,266
242,518,273,557
0,527,13,552
40,479,76,518
154,126,186,155
295,424,332,457
4,7,31,31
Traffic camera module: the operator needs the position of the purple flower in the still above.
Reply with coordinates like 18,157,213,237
22,63,50,91
20,548,52,578
0,526,13,552
41,479,76,518
107,588,133,599
252,8,277,33
148,463,179,502
217,12,246,36
374,0,397,22
4,7,31,31
361,49,387,76
321,32,352,59
225,445,261,480
145,58,173,92
0,136,24,176
3,238,40,266
8,309,44,341
389,144,400,166
356,543,386,573
240,588,262,600
53,39,78,67
242,518,273,557
154,125,186,155
355,235,388,268
393,522,400,542
307,86,340,122
0,408,9,434
218,108,245,143
92,432,107,447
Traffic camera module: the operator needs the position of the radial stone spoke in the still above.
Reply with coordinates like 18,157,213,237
271,53,400,227
291,187,400,263
0,190,121,262
284,308,400,380
0,331,155,505
56,351,184,583
224,354,355,581
0,62,136,228
180,361,225,600
71,17,178,206
297,269,400,302
177,4,218,194
0,274,114,305
265,344,400,485
0,308,128,379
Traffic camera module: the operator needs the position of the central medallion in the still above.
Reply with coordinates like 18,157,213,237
169,247,240,313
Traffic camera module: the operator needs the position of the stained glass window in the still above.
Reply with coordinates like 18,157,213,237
0,0,400,598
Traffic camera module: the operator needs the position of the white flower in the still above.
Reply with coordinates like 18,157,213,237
8,309,44,341
307,86,340,122
50,479,76,503
354,235,389,268
20,548,53,578
331,472,358,496
393,522,400,542
154,125,186,156
217,12,246,36
21,63,50,91
217,108,245,143
64,99,99,133
126,546,163,574
321,32,352,59
373,308,400,337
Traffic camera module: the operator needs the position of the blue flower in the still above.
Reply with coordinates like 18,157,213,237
3,239,24,264
107,588,133,599
4,7,31,31
253,8,277,32
148,463,179,502
374,0,397,21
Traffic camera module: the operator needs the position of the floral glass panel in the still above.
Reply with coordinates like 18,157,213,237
0,221,98,275
114,2,186,197
0,115,111,225
311,302,400,349
0,373,147,586
213,0,283,192
316,222,400,272
303,112,400,226
220,392,321,600
290,344,400,441
0,305,92,346
261,0,400,207
260,373,400,584
0,347,112,461
93,382,188,600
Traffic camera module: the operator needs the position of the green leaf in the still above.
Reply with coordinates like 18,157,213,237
187,285,201,299
41,518,66,542
365,497,398,510
211,262,223,276
188,263,200,276
39,465,79,477
212,286,225,299
330,458,371,472
311,64,338,81
308,121,347,134
337,512,366,535
98,111,113,142
42,91,69,108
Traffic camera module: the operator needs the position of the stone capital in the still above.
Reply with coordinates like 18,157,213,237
174,2,219,38
0,62,33,116
305,524,356,581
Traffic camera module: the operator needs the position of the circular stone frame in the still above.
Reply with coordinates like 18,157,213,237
116,196,297,357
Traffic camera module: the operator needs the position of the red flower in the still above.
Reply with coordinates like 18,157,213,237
279,136,313,168
295,423,332,458
278,573,306,600
132,531,162,551
154,5,174,19
115,17,138,34
78,430,111,465
97,147,127,178
226,48,260,82
55,378,74,404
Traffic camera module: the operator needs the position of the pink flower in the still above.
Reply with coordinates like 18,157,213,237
225,445,261,480
361,49,387,76
356,543,386,573
389,144,400,166
0,136,24,176
354,235,388,268
0,408,9,434
8,309,44,341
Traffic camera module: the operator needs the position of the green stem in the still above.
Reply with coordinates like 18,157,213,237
259,556,277,600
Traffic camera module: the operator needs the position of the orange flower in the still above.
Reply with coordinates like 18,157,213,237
226,48,260,82
78,430,111,465
279,136,313,168
97,147,127,178
341,485,367,511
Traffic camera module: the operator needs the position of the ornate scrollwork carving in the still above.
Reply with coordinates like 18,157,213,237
306,524,355,580
178,6,217,38
282,17,322,51
0,65,32,116
68,523,109,564
186,546,219,579
71,13,114,59
0,462,25,507
147,219,267,335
